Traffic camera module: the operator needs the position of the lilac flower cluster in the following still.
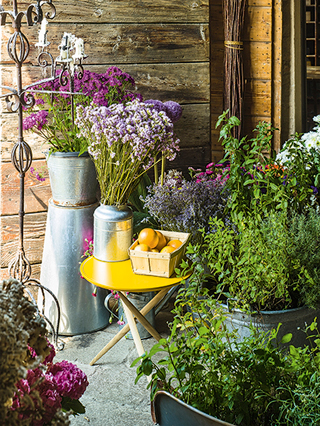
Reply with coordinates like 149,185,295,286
76,99,180,205
144,99,182,123
23,66,141,153
11,341,88,425
29,166,46,182
143,169,230,242
190,162,230,185
23,110,48,132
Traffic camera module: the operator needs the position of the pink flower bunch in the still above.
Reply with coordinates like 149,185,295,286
23,110,48,132
12,368,62,426
11,340,88,425
190,162,230,185
48,361,89,400
29,166,46,182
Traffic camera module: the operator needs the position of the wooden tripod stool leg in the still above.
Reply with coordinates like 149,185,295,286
89,288,170,365
118,291,162,342
121,294,145,357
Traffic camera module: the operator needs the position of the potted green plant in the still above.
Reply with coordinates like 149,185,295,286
178,112,320,346
75,98,181,262
132,286,320,426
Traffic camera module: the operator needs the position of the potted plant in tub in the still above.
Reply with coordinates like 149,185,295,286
179,112,320,346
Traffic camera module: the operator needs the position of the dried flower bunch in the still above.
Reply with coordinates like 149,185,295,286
23,66,141,154
143,167,230,242
76,99,180,205
0,278,88,425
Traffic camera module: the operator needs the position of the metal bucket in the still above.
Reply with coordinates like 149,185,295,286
105,292,155,339
93,204,133,262
39,199,110,335
47,151,98,206
221,303,320,347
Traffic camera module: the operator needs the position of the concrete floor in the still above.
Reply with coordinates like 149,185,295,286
54,301,174,426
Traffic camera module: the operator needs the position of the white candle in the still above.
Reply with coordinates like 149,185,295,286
60,32,70,59
37,18,48,46
73,38,85,60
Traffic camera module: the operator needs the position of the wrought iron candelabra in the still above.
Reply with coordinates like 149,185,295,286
0,0,87,347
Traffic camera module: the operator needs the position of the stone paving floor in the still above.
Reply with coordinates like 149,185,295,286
54,301,174,426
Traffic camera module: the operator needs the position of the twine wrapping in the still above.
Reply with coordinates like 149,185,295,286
224,41,244,51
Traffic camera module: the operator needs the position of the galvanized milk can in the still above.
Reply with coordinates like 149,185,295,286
40,152,110,335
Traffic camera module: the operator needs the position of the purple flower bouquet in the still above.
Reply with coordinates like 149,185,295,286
75,99,180,205
22,66,141,154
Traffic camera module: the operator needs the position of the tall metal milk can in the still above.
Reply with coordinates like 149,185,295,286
39,152,110,335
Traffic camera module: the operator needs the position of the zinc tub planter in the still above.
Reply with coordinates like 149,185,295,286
221,303,320,347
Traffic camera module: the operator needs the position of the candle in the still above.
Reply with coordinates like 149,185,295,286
60,32,70,59
37,18,48,47
73,38,85,60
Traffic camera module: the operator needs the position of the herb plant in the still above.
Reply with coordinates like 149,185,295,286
217,112,317,222
183,207,320,311
133,284,320,426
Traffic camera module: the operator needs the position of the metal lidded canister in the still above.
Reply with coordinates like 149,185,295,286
93,204,133,262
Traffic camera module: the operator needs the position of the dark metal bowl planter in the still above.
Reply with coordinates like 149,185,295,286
151,391,235,426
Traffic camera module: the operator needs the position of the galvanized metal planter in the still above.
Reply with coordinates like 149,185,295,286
93,204,133,262
40,152,110,335
222,303,320,348
46,151,98,206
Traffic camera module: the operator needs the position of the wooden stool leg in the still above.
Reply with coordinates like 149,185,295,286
118,291,164,342
89,288,170,365
121,295,145,356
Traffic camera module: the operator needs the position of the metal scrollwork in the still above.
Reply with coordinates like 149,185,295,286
5,92,20,112
75,62,84,80
21,91,36,110
26,0,56,25
7,31,30,65
11,141,33,174
8,250,32,284
38,50,54,68
58,64,70,87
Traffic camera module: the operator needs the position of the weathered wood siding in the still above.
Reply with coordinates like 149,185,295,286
0,0,211,279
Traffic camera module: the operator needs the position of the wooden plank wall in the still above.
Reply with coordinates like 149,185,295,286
0,0,211,280
0,0,277,281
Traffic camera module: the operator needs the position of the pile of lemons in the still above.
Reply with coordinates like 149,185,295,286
134,228,182,254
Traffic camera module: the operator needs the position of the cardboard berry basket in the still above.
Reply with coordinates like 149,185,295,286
128,230,191,278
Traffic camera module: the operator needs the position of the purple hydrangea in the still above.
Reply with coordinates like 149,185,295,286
144,99,182,123
48,360,89,400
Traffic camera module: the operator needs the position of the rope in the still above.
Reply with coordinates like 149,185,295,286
224,40,243,50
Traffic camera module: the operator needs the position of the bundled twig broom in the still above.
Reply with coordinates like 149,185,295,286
223,0,246,139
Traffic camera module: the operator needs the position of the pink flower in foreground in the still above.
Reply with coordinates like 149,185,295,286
48,360,89,400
